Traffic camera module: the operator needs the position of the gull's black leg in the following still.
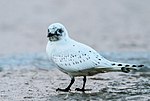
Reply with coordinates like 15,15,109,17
75,76,86,92
56,77,75,92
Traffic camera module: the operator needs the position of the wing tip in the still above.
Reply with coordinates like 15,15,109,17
121,67,130,73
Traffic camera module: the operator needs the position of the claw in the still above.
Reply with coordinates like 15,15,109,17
75,88,86,92
56,88,71,92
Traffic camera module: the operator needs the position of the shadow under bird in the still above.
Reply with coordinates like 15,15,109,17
46,23,144,92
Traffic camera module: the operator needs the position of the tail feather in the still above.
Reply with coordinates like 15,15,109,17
110,61,145,73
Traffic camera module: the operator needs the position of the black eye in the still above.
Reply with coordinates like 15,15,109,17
57,29,63,33
48,29,50,33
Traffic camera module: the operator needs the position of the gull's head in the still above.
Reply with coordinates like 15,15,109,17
47,23,68,41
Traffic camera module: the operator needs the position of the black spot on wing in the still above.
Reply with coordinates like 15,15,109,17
125,65,130,67
78,56,82,58
138,65,144,67
95,63,98,66
132,65,137,67
96,55,99,58
75,61,79,64
83,59,85,62
112,63,115,65
118,64,122,66
82,54,86,56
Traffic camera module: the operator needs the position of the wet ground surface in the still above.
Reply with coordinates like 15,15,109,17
0,52,150,101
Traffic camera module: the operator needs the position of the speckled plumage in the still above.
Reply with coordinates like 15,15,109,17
47,38,113,76
46,23,144,92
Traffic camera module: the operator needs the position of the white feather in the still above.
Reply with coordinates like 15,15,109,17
46,23,143,77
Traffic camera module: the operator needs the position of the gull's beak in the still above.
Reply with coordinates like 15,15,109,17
47,32,55,37
47,33,51,37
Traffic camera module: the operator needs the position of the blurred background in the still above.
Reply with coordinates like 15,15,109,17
0,0,150,55
0,1,150,100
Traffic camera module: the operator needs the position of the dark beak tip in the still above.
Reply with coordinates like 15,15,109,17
47,33,50,37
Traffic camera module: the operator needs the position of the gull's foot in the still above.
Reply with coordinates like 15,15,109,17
56,88,71,92
75,88,86,92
